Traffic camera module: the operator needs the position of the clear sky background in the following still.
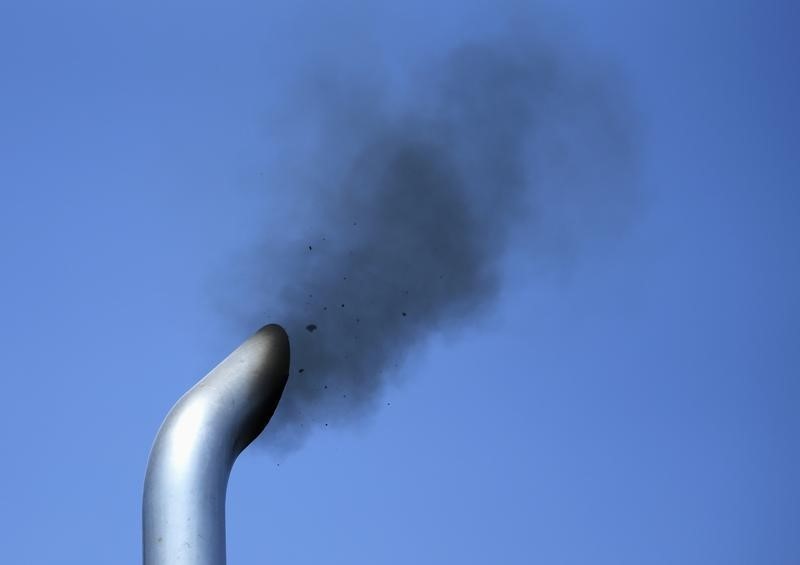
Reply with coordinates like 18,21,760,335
1,1,798,564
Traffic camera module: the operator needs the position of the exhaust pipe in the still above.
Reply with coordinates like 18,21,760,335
143,324,290,565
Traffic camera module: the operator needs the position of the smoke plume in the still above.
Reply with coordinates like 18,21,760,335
236,29,637,448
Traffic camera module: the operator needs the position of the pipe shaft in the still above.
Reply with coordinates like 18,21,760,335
143,325,290,565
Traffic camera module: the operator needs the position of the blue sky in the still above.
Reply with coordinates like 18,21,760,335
1,1,798,563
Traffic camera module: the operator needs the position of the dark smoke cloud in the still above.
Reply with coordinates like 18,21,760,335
235,29,637,449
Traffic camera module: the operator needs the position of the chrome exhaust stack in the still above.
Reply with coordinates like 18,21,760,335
143,324,290,565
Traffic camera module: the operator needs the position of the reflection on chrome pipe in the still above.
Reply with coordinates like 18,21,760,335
143,324,290,565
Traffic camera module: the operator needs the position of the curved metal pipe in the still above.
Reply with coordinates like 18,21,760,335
143,324,290,565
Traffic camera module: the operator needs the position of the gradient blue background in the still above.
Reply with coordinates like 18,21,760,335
1,1,798,563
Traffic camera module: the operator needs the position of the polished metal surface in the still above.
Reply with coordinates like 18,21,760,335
143,324,290,565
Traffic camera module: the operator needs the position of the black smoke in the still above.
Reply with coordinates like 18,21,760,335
236,30,637,449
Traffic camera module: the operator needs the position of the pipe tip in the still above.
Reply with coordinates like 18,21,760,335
225,323,291,452
256,322,289,343
253,323,290,374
